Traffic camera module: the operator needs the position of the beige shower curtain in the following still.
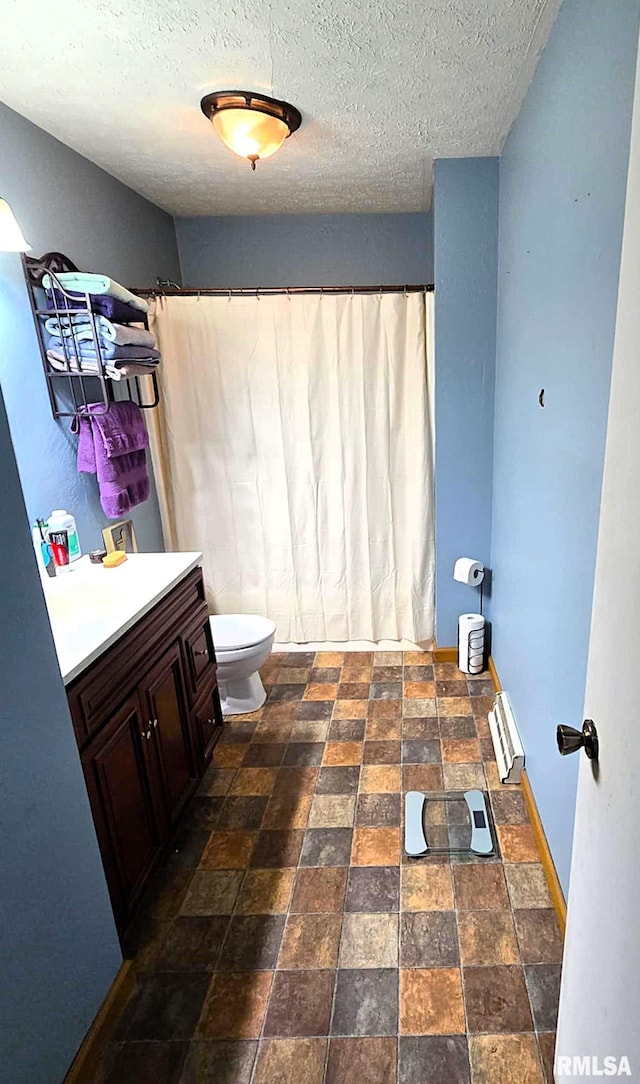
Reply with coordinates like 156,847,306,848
148,290,435,642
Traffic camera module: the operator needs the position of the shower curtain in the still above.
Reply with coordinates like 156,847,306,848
148,290,435,642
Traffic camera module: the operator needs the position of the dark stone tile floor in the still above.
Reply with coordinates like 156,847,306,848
97,652,560,1083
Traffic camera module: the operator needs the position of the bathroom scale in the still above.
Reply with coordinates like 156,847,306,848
404,789,496,857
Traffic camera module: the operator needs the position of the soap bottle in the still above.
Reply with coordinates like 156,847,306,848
48,509,81,562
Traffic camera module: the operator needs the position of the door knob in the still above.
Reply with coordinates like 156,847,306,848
557,719,599,761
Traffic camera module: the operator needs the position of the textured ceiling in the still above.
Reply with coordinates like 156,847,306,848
0,0,560,215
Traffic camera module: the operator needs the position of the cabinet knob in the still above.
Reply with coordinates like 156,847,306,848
141,729,151,741
151,718,158,729
195,649,208,657
207,718,214,726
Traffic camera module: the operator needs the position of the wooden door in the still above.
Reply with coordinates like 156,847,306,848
142,642,196,829
82,693,160,928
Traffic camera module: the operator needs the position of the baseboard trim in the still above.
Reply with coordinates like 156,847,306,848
488,655,501,692
63,960,136,1084
434,646,458,662
486,654,567,937
521,770,567,937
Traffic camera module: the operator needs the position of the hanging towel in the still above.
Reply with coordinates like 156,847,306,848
83,400,149,457
77,402,150,518
45,290,146,324
42,272,149,313
44,315,156,349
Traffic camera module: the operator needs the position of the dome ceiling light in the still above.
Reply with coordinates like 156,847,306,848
200,90,302,170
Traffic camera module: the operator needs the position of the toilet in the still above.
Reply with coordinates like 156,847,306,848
209,613,276,716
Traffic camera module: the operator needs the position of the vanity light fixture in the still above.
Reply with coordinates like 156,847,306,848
0,197,31,252
200,91,302,170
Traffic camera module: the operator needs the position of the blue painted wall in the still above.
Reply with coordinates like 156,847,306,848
0,103,181,556
0,385,122,1084
0,104,182,1081
433,158,499,646
176,212,433,287
491,0,640,891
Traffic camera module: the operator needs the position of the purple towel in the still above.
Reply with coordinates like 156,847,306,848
47,288,146,325
77,402,150,518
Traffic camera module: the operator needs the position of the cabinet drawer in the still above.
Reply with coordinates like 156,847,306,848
183,612,216,701
193,682,223,762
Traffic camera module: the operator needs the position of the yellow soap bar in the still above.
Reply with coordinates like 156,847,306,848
103,551,128,568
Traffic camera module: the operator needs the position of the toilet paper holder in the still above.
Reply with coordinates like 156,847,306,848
453,558,488,675
453,557,487,615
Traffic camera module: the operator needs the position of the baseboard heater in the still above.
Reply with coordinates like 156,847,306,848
488,691,525,783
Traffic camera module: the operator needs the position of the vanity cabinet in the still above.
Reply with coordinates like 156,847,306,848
69,567,222,936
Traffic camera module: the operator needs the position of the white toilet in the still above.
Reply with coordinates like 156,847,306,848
210,614,276,716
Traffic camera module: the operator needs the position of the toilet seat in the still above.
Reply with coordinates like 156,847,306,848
211,613,276,652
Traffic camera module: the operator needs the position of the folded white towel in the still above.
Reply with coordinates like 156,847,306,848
47,351,158,382
47,351,120,380
44,315,155,348
42,272,149,313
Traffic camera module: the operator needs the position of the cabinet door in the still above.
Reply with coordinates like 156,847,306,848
193,681,224,764
142,642,197,828
82,694,160,930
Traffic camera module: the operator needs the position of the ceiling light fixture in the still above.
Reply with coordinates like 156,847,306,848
0,197,31,252
200,91,301,170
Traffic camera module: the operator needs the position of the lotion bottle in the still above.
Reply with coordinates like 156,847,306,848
48,509,81,562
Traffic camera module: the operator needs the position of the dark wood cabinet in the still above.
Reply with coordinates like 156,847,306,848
69,567,222,937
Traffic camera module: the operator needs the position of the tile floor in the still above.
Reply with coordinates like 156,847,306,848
97,652,561,1084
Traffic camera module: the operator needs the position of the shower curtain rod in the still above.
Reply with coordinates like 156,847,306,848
132,282,434,298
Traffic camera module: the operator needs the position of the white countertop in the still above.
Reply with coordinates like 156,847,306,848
43,551,203,685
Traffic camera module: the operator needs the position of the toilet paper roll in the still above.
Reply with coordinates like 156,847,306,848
460,613,485,631
458,613,486,675
453,557,485,586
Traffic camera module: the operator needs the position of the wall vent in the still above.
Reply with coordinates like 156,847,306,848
488,691,525,784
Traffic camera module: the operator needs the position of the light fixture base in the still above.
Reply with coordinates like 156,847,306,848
200,90,302,133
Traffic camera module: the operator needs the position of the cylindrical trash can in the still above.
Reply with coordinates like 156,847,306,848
458,613,485,674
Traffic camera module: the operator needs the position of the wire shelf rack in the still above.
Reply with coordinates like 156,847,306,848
22,251,160,420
